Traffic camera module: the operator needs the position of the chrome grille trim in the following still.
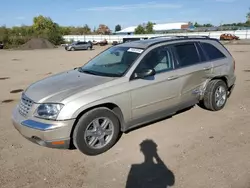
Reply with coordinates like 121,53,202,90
18,94,34,117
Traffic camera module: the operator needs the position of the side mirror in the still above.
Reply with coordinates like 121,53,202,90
134,69,156,79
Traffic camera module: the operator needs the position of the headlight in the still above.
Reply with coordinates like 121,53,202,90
34,103,64,120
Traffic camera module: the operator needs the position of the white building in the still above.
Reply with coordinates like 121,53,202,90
115,22,194,34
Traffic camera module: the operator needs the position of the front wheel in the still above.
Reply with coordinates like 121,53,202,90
200,79,228,111
73,107,121,156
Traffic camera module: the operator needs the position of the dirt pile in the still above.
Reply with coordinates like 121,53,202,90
19,38,55,50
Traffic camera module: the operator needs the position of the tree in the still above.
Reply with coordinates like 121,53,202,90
145,21,154,34
32,15,64,45
33,15,55,35
97,24,111,35
193,22,213,27
82,24,91,34
115,24,121,32
134,24,145,34
60,27,71,35
92,26,97,34
203,23,214,27
246,7,250,23
194,22,201,27
0,26,9,44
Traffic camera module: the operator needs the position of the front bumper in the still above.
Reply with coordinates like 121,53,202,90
11,106,75,149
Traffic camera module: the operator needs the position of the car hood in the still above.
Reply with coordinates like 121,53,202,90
24,69,117,103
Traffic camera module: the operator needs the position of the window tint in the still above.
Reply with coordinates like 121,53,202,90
196,43,207,62
136,46,173,74
174,43,200,67
78,42,87,45
201,42,226,60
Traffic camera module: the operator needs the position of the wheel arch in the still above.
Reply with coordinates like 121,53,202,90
200,76,229,101
210,76,228,87
69,102,125,149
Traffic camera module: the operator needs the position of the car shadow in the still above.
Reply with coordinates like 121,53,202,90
125,139,175,188
69,105,194,150
126,105,195,133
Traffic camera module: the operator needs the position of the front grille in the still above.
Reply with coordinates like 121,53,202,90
19,94,34,117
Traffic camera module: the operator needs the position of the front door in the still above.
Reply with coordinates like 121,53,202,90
129,45,182,121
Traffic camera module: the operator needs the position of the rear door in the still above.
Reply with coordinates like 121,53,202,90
200,40,233,82
74,42,81,50
82,42,88,49
171,41,213,107
77,42,85,50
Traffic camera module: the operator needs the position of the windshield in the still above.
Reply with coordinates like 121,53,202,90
79,46,143,77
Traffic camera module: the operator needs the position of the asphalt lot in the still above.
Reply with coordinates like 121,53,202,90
0,45,250,188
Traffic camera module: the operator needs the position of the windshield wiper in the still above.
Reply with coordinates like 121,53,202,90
78,68,100,76
78,67,121,77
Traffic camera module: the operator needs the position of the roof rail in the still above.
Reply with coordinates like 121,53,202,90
149,35,210,39
173,35,210,38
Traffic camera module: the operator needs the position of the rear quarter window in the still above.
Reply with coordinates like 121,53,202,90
201,42,226,60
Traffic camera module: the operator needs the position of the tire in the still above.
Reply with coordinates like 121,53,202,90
200,79,228,111
73,107,121,156
70,47,75,51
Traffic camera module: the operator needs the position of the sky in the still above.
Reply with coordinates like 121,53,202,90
0,0,249,30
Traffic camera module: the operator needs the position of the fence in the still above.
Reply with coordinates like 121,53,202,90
63,30,250,43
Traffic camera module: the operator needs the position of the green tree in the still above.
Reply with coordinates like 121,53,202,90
246,7,250,24
82,24,91,34
60,27,71,35
33,15,55,35
115,24,121,32
194,22,201,27
145,21,154,34
203,23,214,27
194,22,213,27
32,15,64,45
0,26,9,45
134,24,145,34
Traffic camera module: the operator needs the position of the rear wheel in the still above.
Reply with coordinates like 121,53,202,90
73,107,121,156
199,79,228,111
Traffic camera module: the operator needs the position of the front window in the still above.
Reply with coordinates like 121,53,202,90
79,46,143,77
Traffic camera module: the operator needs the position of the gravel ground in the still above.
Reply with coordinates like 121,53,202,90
0,45,250,188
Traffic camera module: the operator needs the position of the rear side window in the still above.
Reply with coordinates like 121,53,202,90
201,42,226,60
174,43,200,67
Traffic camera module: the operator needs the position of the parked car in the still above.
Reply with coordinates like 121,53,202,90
112,41,119,46
12,36,236,156
92,40,99,45
0,41,4,49
65,41,92,51
123,37,148,43
99,39,108,46
220,33,240,41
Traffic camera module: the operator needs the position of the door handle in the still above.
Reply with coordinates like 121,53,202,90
203,67,212,70
167,75,179,80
